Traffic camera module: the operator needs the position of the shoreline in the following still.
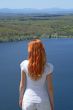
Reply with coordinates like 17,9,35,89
0,14,73,43
0,35,73,43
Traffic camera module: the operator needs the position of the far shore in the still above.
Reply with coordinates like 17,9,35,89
0,14,73,42
0,35,73,43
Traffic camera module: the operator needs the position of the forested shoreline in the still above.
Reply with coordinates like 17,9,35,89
0,13,73,42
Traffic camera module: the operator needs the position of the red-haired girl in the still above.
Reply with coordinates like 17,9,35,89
19,39,54,110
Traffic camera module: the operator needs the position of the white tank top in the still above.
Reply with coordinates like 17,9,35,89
20,60,53,103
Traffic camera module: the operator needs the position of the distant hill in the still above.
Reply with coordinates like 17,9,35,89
0,8,73,14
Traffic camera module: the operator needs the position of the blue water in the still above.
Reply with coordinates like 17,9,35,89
0,38,73,110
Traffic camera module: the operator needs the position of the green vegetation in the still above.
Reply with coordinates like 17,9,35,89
0,14,73,42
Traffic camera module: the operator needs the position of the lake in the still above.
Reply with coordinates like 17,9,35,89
0,38,73,110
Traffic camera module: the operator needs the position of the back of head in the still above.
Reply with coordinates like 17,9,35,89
28,39,46,80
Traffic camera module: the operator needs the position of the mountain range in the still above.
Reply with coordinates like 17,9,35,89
0,8,73,14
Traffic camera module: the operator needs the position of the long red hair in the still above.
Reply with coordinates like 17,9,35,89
28,39,46,80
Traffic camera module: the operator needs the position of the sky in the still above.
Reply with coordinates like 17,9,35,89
0,0,73,9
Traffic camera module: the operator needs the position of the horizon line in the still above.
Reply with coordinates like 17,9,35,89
0,7,73,10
